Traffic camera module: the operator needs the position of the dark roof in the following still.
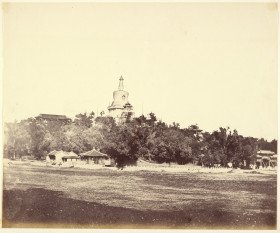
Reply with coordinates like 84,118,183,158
37,114,70,120
62,155,80,159
257,150,275,155
80,149,109,158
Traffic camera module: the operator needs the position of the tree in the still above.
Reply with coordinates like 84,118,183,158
28,118,49,159
95,116,116,128
4,110,276,169
147,112,157,126
134,115,147,125
270,139,277,153
101,124,140,168
4,121,31,159
74,112,95,128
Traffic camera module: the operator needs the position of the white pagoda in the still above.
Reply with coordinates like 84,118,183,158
107,76,134,123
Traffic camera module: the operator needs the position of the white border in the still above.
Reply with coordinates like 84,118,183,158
0,1,279,233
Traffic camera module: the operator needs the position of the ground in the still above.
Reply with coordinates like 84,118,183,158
2,162,277,229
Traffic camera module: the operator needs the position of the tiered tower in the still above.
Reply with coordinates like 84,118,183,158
107,76,134,122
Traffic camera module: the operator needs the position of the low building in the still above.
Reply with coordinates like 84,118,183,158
256,150,277,168
36,114,71,123
80,149,113,166
46,150,80,166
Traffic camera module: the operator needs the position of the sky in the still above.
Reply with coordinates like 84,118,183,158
2,3,278,140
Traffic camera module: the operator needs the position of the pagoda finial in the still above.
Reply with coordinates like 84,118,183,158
118,76,124,90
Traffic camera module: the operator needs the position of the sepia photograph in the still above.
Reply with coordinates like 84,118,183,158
1,2,278,230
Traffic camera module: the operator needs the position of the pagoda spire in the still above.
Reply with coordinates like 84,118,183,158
118,76,124,90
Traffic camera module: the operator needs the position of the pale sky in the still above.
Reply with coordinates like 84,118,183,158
3,3,278,140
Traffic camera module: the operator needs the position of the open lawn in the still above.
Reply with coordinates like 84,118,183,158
2,163,277,229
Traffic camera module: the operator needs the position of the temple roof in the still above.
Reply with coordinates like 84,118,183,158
37,114,70,121
257,150,275,155
80,149,109,158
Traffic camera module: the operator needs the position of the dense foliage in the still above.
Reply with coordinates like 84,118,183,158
4,112,277,168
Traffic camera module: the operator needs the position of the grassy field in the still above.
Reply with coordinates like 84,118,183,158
2,163,277,229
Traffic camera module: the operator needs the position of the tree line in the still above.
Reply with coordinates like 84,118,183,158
4,112,277,168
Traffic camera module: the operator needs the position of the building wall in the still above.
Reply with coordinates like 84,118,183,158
108,108,125,119
112,90,129,107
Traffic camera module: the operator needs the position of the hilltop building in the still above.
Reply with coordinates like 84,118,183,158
107,76,134,123
36,114,71,123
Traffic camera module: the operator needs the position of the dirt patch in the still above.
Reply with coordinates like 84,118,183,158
2,164,277,229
